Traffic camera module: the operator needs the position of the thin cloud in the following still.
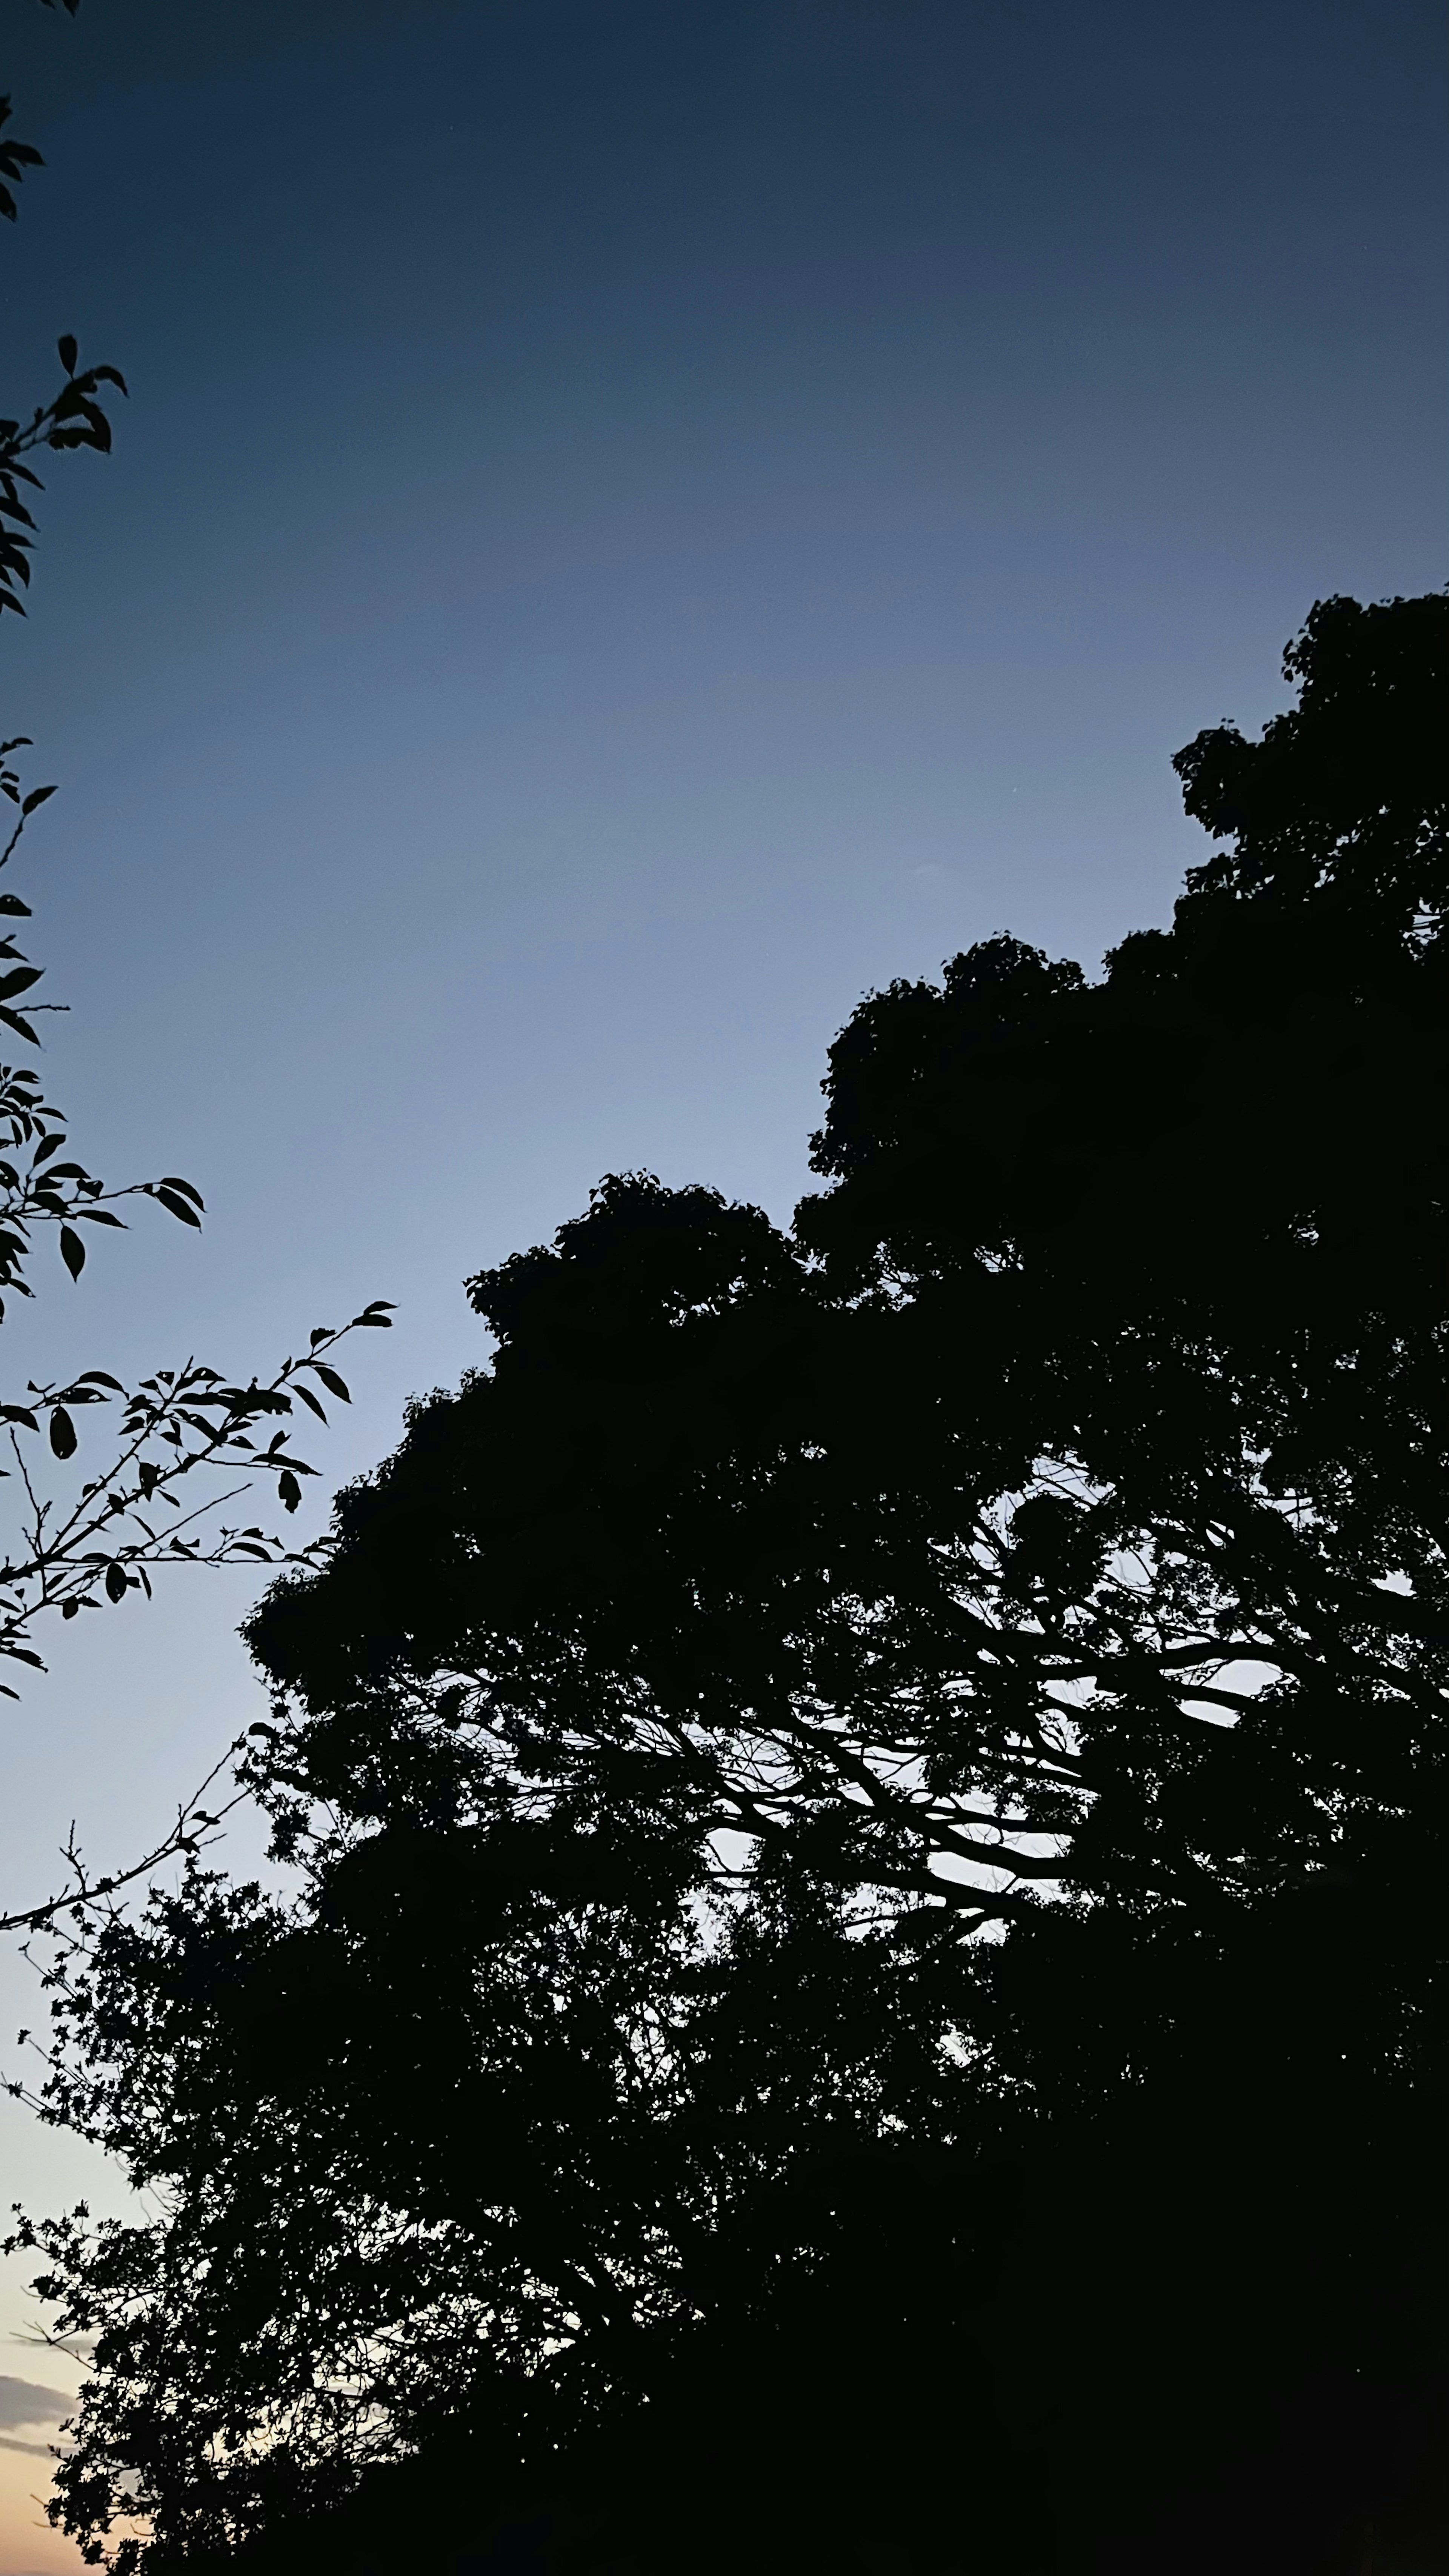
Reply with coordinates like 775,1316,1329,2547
0,2377,72,2433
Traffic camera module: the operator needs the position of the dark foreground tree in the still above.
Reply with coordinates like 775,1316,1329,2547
11,592,1449,2573
0,9,391,1928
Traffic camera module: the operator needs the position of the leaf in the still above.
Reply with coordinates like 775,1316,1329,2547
0,1405,37,1430
59,1225,84,1281
0,894,32,915
0,967,43,1000
31,1132,64,1165
292,1383,327,1423
159,1176,204,1210
48,1404,76,1459
313,1365,351,1403
154,1186,202,1229
78,1209,126,1227
0,1007,38,1044
20,783,55,815
263,1443,314,1475
104,1560,127,1604
57,336,77,377
277,1469,301,1514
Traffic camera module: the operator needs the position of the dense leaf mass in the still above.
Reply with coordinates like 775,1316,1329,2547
13,593,1449,2574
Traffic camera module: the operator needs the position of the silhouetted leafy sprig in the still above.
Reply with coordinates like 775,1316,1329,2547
0,337,126,621
0,760,398,1718
0,1736,248,1938
0,761,224,1310
0,95,43,225
0,1301,395,1697
0,2,394,1953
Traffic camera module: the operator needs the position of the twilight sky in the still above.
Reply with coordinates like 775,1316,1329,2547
0,0,1442,2559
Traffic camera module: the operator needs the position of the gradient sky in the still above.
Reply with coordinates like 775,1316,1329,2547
0,0,1442,2559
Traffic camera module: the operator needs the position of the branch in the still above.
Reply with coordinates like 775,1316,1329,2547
0,1739,248,1936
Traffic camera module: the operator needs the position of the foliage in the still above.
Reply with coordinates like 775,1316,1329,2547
9,591,1449,2573
0,11,390,1930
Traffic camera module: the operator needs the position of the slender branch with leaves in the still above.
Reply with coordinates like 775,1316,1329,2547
0,10,391,1931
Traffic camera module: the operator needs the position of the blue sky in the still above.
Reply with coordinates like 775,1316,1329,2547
0,1,1442,2558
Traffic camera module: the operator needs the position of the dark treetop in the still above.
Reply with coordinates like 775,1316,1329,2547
11,591,1449,2575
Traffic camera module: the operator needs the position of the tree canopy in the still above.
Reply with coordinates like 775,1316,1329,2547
12,590,1449,2573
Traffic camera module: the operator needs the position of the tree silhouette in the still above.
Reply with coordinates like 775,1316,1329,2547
11,592,1449,2573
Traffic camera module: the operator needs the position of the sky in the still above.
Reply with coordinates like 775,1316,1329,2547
0,0,1441,2560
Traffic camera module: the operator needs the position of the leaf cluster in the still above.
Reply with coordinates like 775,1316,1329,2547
0,338,126,621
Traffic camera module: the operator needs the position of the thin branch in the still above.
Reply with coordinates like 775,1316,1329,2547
0,1739,248,1936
